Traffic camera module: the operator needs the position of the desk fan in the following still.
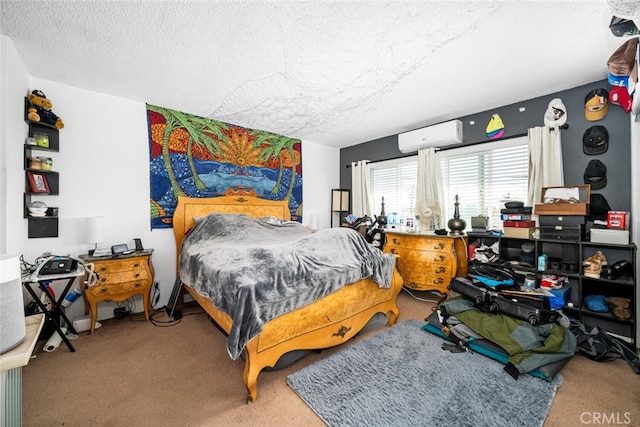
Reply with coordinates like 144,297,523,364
415,199,442,231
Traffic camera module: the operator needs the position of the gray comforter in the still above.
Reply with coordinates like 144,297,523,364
179,213,396,359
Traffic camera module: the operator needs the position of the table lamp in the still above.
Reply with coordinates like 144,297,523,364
86,216,104,255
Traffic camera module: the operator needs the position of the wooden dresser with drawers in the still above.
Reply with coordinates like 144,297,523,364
383,231,467,294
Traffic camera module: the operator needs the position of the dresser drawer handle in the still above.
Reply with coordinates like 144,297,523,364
433,277,444,285
99,266,108,272
100,277,107,282
433,243,445,250
100,287,108,293
434,255,446,262
390,248,397,254
134,283,142,288
133,262,141,268
392,238,399,245
434,266,446,274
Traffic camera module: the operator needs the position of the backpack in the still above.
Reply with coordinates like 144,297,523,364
570,322,640,374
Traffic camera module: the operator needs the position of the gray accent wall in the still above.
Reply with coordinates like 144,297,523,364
340,79,631,213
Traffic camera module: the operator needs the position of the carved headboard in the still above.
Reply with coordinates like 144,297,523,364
172,195,291,267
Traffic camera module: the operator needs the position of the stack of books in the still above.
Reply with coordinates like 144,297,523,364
500,203,535,238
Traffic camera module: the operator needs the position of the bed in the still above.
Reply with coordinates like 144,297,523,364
172,194,403,402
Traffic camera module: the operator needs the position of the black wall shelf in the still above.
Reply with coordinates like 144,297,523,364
24,97,60,238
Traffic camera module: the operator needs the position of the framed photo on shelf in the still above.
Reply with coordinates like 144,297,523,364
27,171,50,193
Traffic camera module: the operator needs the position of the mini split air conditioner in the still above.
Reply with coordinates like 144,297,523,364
398,120,463,153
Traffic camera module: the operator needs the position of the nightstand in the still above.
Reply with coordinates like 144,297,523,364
79,250,154,334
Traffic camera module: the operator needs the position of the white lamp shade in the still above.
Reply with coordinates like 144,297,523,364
331,190,350,211
86,216,105,244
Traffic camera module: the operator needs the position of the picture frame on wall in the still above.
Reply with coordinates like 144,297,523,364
27,171,50,193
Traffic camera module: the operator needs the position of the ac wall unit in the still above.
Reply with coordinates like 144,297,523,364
398,120,463,153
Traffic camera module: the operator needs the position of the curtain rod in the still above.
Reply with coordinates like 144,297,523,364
345,132,528,168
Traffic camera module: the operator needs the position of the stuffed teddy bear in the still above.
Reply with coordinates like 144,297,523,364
27,89,64,129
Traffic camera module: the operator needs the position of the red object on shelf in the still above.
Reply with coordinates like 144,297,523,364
607,211,627,229
502,220,536,228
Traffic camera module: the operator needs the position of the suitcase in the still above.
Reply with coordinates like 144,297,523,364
448,277,558,326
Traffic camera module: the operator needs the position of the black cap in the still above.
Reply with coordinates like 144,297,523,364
609,16,639,37
587,193,611,222
584,160,607,190
583,126,609,155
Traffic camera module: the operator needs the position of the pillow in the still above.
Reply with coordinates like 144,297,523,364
258,216,293,226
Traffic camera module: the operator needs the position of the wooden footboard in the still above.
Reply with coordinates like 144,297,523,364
184,268,402,403
172,194,403,402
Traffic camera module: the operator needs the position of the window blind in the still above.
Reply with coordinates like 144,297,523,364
370,137,528,230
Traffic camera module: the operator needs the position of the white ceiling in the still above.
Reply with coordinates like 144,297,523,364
0,1,631,148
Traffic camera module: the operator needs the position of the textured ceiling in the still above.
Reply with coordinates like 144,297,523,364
0,0,627,148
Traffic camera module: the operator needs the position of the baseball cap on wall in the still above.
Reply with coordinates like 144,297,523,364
543,98,567,128
608,73,630,87
609,16,639,37
583,125,609,155
587,194,611,222
609,86,633,113
608,71,637,96
583,159,607,190
584,88,609,121
608,37,639,76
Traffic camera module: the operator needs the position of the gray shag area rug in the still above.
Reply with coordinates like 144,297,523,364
287,319,562,427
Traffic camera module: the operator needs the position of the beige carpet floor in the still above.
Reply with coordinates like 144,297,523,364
22,290,640,426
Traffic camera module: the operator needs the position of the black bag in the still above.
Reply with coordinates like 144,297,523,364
366,227,385,249
467,261,523,289
570,322,640,374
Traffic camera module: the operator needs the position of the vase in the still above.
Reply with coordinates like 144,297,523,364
448,195,466,236
377,197,387,227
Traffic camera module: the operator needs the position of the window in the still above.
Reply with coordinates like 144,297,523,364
439,137,529,229
370,137,529,230
370,159,417,225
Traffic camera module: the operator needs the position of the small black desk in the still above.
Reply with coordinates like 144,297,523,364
21,263,84,352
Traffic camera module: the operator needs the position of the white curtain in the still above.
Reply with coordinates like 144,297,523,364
527,126,564,207
351,160,372,217
415,147,445,229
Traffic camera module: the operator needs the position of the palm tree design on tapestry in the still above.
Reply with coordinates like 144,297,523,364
147,104,302,228
251,130,299,202
147,105,228,198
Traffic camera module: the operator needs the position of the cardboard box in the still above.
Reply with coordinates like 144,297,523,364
534,185,590,216
503,227,533,239
549,286,571,305
590,229,629,245
607,211,628,230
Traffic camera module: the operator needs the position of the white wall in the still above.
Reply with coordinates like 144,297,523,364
1,35,340,321
1,35,30,256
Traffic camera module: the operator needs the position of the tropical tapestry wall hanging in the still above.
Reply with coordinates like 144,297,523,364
147,104,303,229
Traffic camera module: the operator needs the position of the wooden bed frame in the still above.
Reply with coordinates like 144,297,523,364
173,195,403,403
